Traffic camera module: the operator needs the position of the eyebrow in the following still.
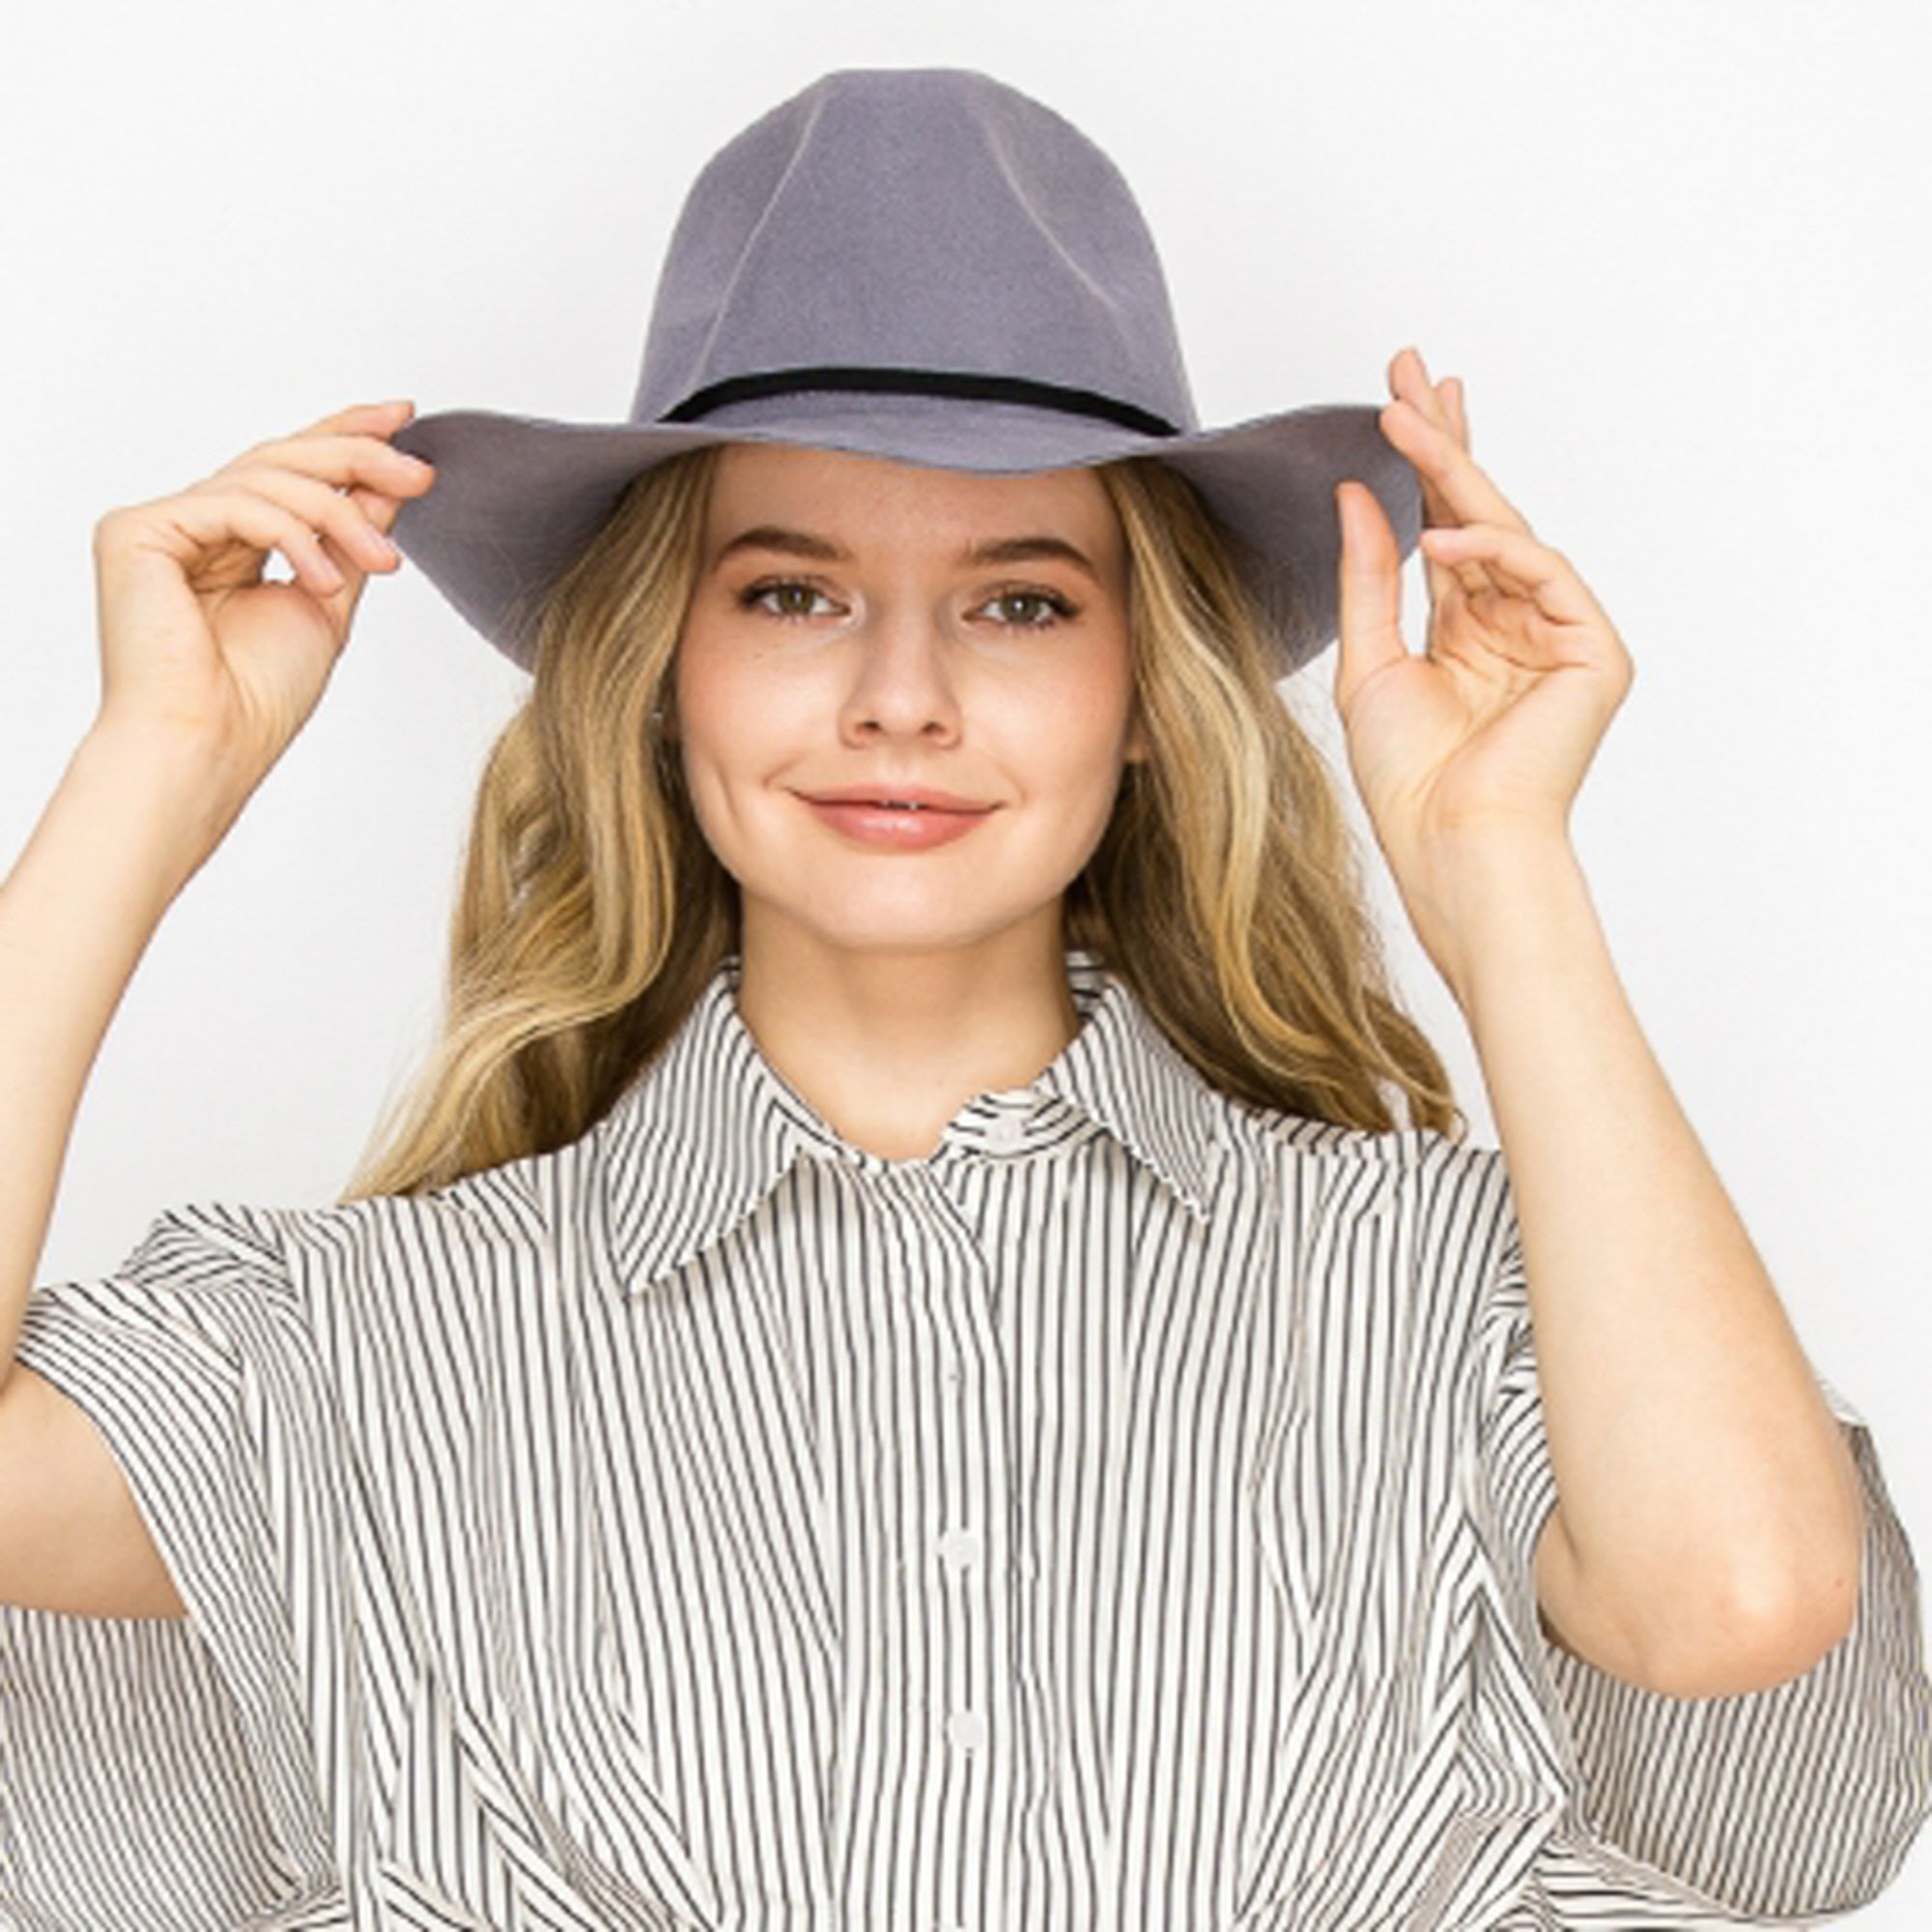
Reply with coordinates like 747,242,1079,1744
710,524,1102,586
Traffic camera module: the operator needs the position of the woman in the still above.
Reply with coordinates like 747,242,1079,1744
1,66,1925,1930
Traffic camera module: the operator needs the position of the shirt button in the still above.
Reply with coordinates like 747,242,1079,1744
935,1525,981,1571
946,1708,988,1751
985,1109,1027,1151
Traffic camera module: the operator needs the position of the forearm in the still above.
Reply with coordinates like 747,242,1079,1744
0,718,232,1378
1441,830,1865,1679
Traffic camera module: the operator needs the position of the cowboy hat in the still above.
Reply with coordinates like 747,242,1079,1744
388,65,1423,679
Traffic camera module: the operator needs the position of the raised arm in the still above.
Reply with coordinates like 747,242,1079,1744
0,397,432,1614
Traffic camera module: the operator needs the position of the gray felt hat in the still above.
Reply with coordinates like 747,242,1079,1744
388,65,1422,680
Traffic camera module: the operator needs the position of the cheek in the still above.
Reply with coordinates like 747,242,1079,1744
670,636,759,842
1006,682,1136,838
676,635,793,765
674,622,735,735
1015,714,1119,797
1040,639,1136,769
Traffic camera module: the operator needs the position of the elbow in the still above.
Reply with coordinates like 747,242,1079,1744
1640,1560,1861,1699
1747,1485,1868,1683
1772,1535,1864,1677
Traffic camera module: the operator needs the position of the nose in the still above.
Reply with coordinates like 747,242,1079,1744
836,606,969,740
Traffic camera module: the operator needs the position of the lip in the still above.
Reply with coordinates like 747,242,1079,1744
798,784,996,812
798,793,997,850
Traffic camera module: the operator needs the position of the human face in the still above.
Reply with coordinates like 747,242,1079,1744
673,441,1145,960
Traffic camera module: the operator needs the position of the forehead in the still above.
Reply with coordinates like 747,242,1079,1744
704,441,1120,554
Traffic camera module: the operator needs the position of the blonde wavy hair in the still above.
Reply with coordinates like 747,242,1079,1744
337,444,1463,1203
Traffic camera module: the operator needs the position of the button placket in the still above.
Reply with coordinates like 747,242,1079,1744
905,1163,1009,1793
891,1164,1008,1703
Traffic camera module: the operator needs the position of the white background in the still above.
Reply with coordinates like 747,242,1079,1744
3,1,1927,1919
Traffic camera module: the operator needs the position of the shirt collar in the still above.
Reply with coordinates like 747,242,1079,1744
592,946,1229,1297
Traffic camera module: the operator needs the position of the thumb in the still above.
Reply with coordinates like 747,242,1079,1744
1331,480,1406,712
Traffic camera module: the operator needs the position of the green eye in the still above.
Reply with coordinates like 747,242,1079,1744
737,578,1078,630
741,581,832,620
987,590,1075,628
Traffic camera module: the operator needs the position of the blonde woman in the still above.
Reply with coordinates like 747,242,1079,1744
2,67,1926,1932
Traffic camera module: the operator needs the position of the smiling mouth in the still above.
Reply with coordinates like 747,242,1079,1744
797,793,1000,845
804,799,990,815
796,792,997,815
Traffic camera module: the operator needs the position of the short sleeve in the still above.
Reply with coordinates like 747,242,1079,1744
0,1202,348,1929
1472,1201,1932,1922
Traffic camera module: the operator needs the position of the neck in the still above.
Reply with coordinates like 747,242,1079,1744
731,907,1079,1162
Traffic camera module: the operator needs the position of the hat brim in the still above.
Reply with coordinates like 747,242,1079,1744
388,395,1421,678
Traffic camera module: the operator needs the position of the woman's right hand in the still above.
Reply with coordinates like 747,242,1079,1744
88,398,438,803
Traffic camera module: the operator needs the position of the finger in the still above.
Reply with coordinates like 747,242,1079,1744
1333,479,1407,704
329,486,414,612
151,483,352,597
1425,378,1491,600
1380,394,1532,538
349,482,407,537
225,429,436,502
1391,346,1458,441
1410,368,1489,604
1386,349,1470,618
221,464,404,582
1418,521,1604,627
214,438,432,595
1387,349,1460,516
300,398,416,438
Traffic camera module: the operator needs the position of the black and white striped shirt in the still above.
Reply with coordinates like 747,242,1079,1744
4,946,1927,1929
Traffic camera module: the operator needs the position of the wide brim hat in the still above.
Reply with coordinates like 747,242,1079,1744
388,66,1423,682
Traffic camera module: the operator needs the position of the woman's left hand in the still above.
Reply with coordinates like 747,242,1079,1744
1332,346,1634,990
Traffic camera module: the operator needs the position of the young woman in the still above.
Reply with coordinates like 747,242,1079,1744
1,66,1925,1931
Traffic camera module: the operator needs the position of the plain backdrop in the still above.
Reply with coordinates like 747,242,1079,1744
3,0,1927,1919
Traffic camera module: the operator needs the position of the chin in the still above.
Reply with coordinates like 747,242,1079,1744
745,888,1050,956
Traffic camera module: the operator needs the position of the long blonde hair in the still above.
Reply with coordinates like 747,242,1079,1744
338,444,1463,1203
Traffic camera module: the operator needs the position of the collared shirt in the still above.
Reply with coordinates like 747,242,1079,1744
3,945,1927,1930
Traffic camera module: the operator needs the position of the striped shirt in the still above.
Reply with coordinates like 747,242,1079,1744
3,944,1927,1930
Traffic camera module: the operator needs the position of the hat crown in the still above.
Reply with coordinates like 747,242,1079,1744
629,67,1201,437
